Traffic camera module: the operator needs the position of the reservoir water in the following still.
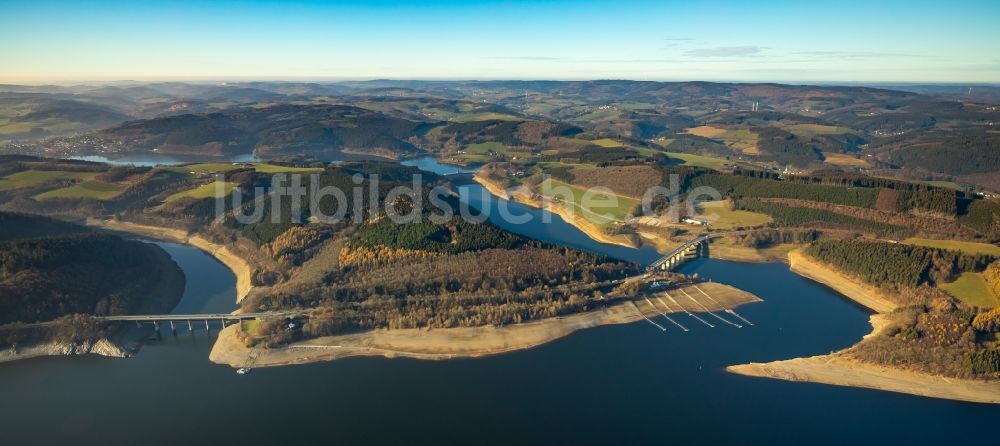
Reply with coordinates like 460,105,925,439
1,157,997,444
68,153,260,166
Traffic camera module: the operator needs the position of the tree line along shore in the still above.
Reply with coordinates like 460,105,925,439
471,149,1000,401
1,151,999,403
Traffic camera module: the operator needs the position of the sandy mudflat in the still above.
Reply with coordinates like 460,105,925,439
728,351,1000,404
209,282,760,367
708,243,799,264
786,249,896,313
87,219,255,302
728,250,1000,404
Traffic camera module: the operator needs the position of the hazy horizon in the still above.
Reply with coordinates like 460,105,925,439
4,77,1000,88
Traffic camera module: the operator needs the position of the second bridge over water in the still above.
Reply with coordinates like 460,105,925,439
103,233,730,333
647,233,723,271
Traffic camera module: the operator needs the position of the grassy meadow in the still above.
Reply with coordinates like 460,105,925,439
902,238,1000,257
783,123,852,138
163,182,239,203
942,272,999,308
684,126,758,154
536,178,639,225
0,170,99,190
163,163,323,174
590,138,624,148
666,152,730,169
695,200,773,230
821,152,872,167
33,180,124,201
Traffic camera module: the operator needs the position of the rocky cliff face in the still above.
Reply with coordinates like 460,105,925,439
0,338,133,363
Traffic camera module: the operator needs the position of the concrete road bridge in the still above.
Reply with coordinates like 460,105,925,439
99,311,298,331
647,233,726,271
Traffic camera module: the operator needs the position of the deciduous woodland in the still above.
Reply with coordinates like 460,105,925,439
0,157,653,351
0,212,183,349
232,176,644,346
478,135,1000,382
0,91,998,386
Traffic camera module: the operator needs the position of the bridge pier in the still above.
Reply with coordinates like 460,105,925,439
97,312,290,331
649,235,717,272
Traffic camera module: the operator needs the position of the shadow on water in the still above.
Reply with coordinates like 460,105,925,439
0,157,997,445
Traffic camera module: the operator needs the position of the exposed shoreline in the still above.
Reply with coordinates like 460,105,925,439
32,174,999,404
0,338,134,363
86,218,255,302
473,171,794,264
210,282,761,367
473,173,643,250
708,242,798,264
727,343,1000,404
786,249,896,313
474,170,997,402
727,249,1000,404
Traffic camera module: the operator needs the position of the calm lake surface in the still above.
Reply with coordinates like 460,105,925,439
71,150,389,167
1,157,997,445
68,153,260,166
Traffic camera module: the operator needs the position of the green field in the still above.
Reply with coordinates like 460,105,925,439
0,98,92,137
0,170,98,190
574,109,620,122
902,238,1000,257
240,319,261,334
448,112,521,122
923,180,964,191
464,141,507,154
164,163,323,174
253,164,324,174
821,152,871,167
450,153,491,163
206,101,241,109
783,123,852,138
33,180,124,201
163,163,241,174
716,128,759,154
451,141,509,163
0,117,84,136
536,178,638,225
665,152,729,169
590,138,624,148
695,200,773,229
163,182,238,203
942,272,998,308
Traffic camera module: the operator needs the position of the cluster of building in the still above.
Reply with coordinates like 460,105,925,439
1,135,129,159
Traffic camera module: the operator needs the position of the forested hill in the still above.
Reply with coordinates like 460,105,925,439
84,104,434,158
3,79,998,188
0,213,184,324
0,212,88,241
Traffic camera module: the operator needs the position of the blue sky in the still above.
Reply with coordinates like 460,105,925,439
1,0,998,83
